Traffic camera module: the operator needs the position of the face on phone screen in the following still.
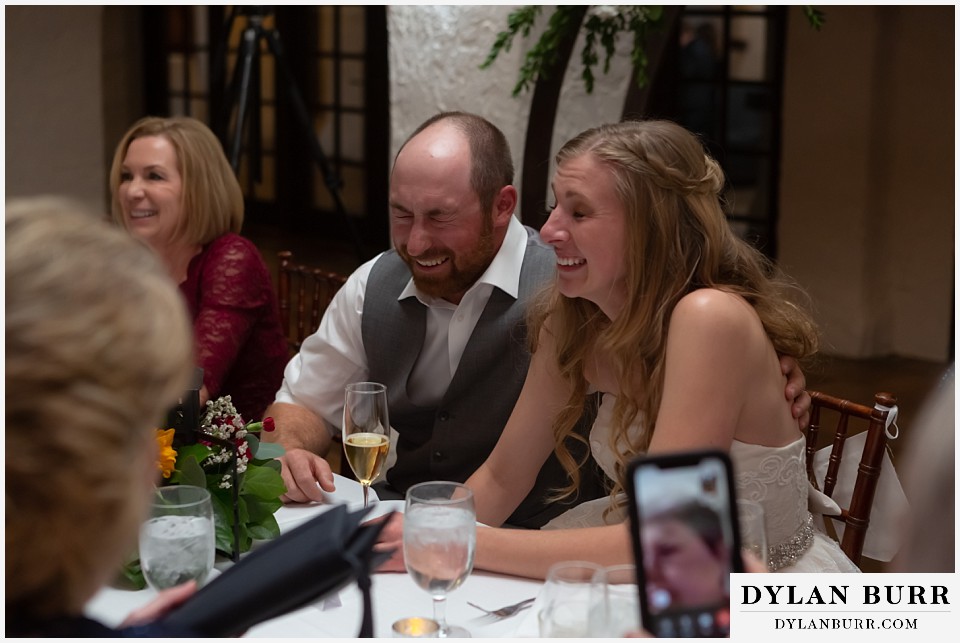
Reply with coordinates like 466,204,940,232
630,453,738,638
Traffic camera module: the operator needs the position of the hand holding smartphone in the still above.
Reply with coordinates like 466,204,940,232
626,450,744,638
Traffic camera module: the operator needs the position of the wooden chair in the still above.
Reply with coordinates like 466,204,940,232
804,390,898,566
275,250,351,477
276,250,348,356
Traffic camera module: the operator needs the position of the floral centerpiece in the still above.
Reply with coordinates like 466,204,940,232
121,396,286,589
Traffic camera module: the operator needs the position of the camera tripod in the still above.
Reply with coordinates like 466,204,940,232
214,6,366,262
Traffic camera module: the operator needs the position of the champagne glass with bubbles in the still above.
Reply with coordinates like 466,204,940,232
404,481,476,638
342,382,390,508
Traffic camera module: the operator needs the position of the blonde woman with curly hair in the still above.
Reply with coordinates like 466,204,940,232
6,197,201,635
378,120,858,580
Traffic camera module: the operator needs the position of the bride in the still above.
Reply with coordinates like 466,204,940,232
379,120,858,578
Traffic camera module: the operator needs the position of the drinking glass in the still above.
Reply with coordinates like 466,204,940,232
736,499,769,570
342,381,390,508
588,564,641,637
538,560,605,637
403,481,476,638
139,485,215,591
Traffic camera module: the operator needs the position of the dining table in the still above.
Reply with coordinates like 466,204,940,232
85,473,547,637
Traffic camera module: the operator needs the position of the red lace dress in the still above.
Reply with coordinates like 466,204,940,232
180,233,288,421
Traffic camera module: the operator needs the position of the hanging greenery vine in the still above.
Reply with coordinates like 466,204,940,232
481,5,826,96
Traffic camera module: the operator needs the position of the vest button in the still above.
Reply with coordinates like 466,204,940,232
433,450,444,460
438,411,449,421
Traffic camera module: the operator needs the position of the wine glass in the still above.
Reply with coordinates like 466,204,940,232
403,481,476,638
139,485,215,591
538,560,605,637
588,564,641,637
342,381,390,508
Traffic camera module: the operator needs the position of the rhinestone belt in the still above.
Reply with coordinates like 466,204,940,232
767,513,815,571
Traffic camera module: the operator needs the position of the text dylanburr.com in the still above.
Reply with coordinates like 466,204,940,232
730,573,958,640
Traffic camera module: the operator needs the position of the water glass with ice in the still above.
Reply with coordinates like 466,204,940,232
403,481,476,638
139,485,215,591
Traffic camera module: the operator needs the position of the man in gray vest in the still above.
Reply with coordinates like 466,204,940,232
263,111,811,528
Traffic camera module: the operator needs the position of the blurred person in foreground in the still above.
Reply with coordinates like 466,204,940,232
109,116,287,421
263,111,811,528
891,364,954,573
5,197,199,636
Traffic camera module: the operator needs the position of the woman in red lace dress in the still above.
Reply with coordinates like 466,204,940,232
109,116,288,421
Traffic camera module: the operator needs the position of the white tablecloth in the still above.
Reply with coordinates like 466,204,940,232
85,474,544,637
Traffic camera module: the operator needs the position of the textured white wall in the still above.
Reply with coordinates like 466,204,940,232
388,5,533,204
387,5,633,216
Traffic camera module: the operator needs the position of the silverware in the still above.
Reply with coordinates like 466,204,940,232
467,597,536,621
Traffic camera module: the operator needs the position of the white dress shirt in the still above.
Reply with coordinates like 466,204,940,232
274,215,532,437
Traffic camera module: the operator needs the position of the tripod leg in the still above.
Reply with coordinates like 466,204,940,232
261,27,367,262
228,27,260,172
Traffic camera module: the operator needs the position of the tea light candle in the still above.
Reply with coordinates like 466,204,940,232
392,617,440,638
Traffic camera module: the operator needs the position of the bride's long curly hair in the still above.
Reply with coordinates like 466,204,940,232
528,120,819,504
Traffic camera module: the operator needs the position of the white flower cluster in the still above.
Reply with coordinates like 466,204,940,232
590,5,623,20
200,395,251,486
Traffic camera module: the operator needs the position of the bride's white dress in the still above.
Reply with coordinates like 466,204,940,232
542,394,859,573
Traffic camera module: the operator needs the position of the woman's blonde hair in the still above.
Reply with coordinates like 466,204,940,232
531,120,819,503
109,116,243,245
5,197,194,619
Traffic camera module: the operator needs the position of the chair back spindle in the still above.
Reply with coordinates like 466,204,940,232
805,390,899,566
276,250,348,356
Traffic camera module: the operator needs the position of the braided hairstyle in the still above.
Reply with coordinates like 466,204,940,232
528,120,819,506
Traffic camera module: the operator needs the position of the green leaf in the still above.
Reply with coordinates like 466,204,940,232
247,515,281,541
258,458,283,474
245,433,261,458
175,454,207,488
241,465,287,499
802,6,826,31
116,556,146,590
253,441,285,460
245,495,283,523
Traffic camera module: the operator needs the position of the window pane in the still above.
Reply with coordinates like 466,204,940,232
317,6,335,54
168,53,185,93
317,57,335,105
339,165,367,216
726,85,773,150
259,54,275,102
188,52,208,94
340,59,365,108
190,99,209,123
252,154,276,200
340,6,366,54
191,6,208,45
260,104,276,152
314,110,336,157
729,16,768,82
340,112,365,162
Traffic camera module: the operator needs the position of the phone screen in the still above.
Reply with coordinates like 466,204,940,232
627,451,742,638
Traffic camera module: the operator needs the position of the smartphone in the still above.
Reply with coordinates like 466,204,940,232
625,450,744,638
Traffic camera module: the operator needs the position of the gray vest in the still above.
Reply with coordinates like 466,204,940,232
361,227,603,528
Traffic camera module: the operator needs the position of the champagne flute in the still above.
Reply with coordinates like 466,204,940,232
404,481,476,638
342,381,390,508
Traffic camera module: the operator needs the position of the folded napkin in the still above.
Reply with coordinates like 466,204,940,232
812,432,908,561
160,503,394,637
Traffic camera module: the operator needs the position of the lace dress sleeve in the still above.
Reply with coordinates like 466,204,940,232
192,235,274,399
